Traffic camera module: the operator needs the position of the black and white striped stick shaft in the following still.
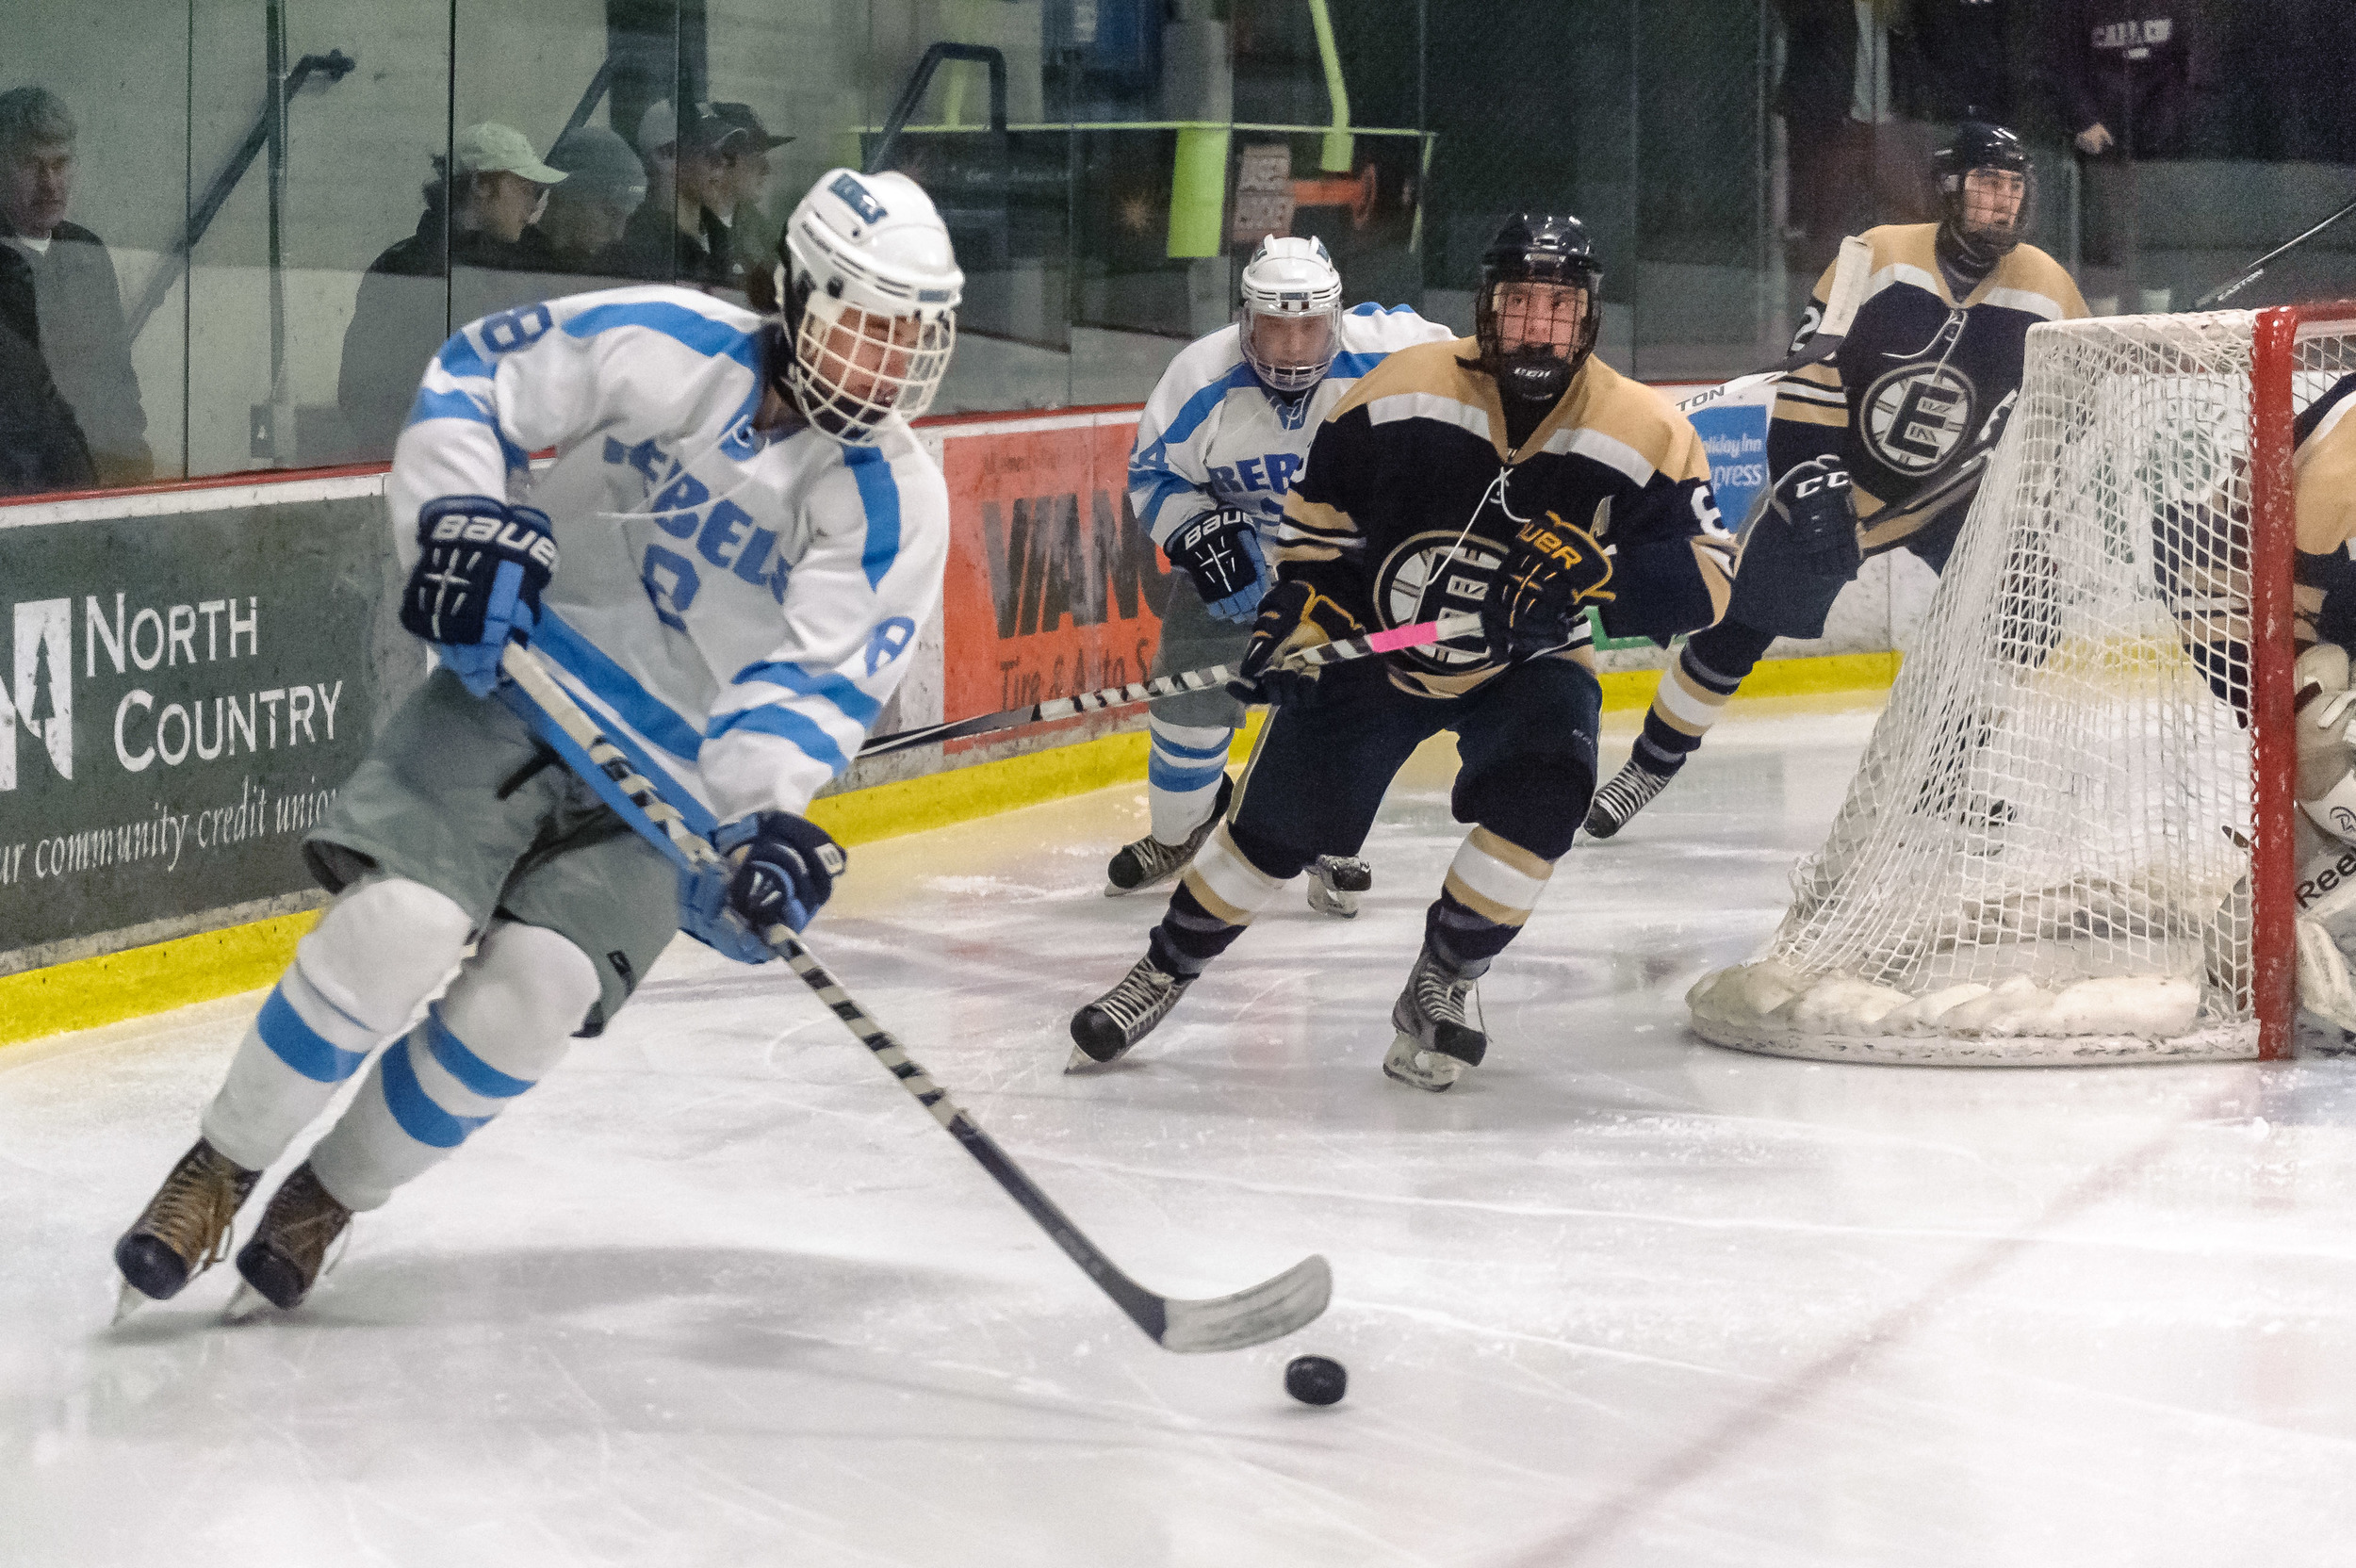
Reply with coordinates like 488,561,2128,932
859,609,1484,758
499,642,1332,1353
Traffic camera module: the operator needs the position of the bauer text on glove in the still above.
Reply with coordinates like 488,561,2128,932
1165,508,1269,623
401,496,558,697
1482,502,1614,662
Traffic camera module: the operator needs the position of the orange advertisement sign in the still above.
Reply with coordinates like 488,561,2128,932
938,417,1176,725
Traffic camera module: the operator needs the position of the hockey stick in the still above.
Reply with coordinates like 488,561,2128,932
1676,235,1873,416
2195,191,2356,310
498,641,1333,1353
858,609,1483,758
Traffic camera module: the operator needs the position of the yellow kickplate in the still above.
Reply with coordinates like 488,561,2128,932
0,911,319,1049
3,650,1899,1050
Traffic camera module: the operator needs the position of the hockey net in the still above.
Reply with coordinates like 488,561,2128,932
1688,305,2350,1065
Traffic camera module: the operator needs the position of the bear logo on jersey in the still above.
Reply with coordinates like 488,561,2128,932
1375,531,1506,671
1861,363,1977,476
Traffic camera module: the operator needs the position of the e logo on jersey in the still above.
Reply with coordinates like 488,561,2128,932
1373,531,1504,672
1861,363,1976,475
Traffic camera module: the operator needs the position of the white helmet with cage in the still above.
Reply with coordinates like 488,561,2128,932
774,169,963,445
1236,235,1343,394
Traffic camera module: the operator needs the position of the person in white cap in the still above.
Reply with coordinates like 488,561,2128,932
113,169,965,1317
336,122,568,457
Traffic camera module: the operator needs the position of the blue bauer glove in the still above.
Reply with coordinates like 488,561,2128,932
677,812,847,964
401,496,559,697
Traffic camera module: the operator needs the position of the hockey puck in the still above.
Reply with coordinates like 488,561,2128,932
1284,1354,1347,1406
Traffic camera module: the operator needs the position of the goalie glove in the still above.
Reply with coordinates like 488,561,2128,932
1768,456,1862,579
2297,643,2356,841
1165,508,1269,624
401,496,559,697
1482,502,1615,662
678,812,847,964
1225,580,1364,709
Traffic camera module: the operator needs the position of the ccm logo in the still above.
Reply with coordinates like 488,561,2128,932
1795,470,1852,500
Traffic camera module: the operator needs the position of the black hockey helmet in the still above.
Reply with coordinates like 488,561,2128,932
1934,120,2034,265
1474,213,1604,404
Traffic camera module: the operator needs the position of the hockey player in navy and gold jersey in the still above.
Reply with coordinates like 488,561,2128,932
1587,122,2089,839
1068,214,1735,1091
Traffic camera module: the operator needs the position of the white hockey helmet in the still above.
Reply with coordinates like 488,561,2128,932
774,169,964,445
1236,235,1343,395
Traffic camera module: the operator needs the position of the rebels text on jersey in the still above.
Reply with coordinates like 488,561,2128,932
1277,338,1735,700
390,286,948,831
1128,302,1457,547
1772,224,2086,554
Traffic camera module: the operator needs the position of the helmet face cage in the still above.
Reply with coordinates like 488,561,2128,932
768,169,963,446
782,274,957,445
1934,122,2034,264
1238,303,1341,394
1237,236,1344,394
1939,163,2036,263
1475,264,1601,403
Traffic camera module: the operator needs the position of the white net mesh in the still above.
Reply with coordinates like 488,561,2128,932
1689,309,2320,1064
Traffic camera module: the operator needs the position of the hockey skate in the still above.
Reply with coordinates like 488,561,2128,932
1068,953,1195,1070
1105,776,1232,896
1583,755,1677,841
227,1162,353,1315
1307,855,1373,918
112,1137,261,1319
1383,943,1487,1092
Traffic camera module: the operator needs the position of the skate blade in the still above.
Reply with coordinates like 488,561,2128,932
1065,1043,1125,1074
221,1281,277,1323
1306,886,1360,920
111,1279,155,1326
1382,1034,1461,1093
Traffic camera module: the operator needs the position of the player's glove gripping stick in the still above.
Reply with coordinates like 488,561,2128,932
1676,235,1871,416
857,610,1483,758
497,640,1333,1355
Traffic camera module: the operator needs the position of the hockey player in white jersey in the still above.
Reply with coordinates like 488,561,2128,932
1111,236,1452,914
109,169,960,1316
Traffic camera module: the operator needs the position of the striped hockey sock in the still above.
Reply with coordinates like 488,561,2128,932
1147,717,1236,843
1635,621,1777,774
1426,827,1557,970
1149,822,1289,975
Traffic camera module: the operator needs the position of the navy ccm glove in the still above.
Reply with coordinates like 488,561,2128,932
1165,507,1269,623
1482,505,1616,662
1768,456,1861,579
678,812,848,964
401,496,559,696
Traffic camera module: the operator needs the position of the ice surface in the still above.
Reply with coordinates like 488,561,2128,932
7,696,2356,1567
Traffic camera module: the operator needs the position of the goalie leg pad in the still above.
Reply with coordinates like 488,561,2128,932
306,922,599,1212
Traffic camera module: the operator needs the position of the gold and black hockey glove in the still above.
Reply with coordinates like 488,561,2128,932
1226,580,1364,709
1769,456,1862,578
1482,505,1614,662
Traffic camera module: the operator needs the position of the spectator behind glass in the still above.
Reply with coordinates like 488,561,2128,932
2057,1,2215,292
521,127,646,276
706,104,792,290
336,122,565,461
0,220,96,496
616,101,742,291
1775,1,1917,275
0,85,151,486
1896,0,2015,125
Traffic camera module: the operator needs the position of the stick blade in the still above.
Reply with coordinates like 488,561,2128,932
1155,1253,1333,1353
1817,234,1874,339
